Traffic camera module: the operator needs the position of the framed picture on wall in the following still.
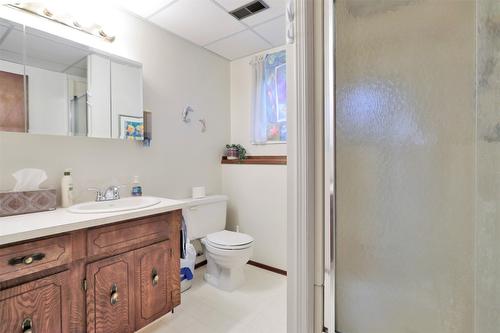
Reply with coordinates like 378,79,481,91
119,115,144,140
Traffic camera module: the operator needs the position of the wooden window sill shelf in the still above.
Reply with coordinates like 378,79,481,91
221,156,287,165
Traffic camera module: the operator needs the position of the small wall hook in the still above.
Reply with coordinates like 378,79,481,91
198,119,207,133
182,106,194,123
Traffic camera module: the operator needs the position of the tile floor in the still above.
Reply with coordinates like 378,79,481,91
139,264,287,333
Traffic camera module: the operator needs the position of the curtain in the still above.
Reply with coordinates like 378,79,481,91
251,55,268,144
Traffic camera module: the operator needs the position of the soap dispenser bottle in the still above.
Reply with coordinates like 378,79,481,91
61,169,73,208
131,176,142,196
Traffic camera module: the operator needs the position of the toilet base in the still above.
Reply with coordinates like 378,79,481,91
204,253,246,292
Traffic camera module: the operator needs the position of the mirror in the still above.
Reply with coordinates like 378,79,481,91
0,18,25,133
0,17,144,140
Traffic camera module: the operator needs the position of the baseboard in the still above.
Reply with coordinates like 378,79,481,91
194,259,287,276
247,260,287,276
195,260,207,269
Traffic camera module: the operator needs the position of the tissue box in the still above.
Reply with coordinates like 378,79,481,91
0,189,57,217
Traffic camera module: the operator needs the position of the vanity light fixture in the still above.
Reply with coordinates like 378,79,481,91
6,2,116,42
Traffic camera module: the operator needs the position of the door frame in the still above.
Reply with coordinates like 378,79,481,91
323,0,335,331
286,0,325,332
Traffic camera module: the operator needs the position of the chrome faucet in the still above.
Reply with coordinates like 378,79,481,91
88,185,122,202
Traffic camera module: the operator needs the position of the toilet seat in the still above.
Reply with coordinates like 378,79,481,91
205,230,253,250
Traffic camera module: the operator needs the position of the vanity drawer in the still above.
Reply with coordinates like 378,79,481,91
0,235,72,283
87,213,173,257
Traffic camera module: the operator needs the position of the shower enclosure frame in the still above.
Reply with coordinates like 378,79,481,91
286,0,331,333
323,0,335,332
286,0,315,331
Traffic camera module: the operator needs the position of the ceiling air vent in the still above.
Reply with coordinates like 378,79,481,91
229,0,269,20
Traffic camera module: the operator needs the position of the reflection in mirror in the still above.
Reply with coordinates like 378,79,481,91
0,18,25,133
67,58,87,136
0,17,143,140
24,26,91,136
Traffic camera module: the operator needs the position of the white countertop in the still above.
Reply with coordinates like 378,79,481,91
0,197,189,246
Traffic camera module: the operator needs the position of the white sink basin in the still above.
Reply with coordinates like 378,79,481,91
68,196,162,214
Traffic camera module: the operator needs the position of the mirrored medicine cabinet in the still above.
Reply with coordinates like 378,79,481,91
0,16,145,140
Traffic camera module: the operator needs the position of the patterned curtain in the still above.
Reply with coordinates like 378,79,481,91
251,50,287,143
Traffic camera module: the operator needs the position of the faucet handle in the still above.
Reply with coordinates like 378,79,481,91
88,187,105,201
103,184,125,200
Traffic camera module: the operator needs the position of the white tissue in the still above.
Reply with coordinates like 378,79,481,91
192,186,206,199
12,168,48,191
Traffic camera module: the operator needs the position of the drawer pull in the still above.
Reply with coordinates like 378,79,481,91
21,317,33,333
152,268,159,286
110,283,119,305
8,253,45,266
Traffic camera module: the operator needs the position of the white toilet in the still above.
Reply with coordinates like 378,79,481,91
183,195,254,291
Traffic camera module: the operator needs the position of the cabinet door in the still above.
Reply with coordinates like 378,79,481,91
110,61,143,139
0,271,70,333
87,54,111,138
86,252,134,333
134,241,171,330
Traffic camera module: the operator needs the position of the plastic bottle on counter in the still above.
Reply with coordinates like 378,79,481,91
61,169,74,208
131,176,142,197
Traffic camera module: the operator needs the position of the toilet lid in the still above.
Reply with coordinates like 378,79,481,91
206,230,253,248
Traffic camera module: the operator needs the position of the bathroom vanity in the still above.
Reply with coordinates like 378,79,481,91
0,199,184,333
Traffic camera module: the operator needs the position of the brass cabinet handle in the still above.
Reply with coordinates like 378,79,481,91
110,283,118,305
21,318,33,333
8,253,45,266
152,268,159,287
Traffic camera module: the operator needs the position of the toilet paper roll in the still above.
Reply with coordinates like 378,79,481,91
192,186,206,199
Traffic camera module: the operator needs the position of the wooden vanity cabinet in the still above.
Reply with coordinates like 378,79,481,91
0,210,182,333
86,252,135,333
134,241,172,329
0,271,70,333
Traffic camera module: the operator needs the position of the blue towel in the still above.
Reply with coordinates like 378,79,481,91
181,216,188,259
180,267,193,281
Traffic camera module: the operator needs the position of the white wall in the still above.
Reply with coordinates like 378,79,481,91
223,164,287,270
223,47,287,270
0,6,230,202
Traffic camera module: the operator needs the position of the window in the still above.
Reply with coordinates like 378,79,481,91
251,50,287,144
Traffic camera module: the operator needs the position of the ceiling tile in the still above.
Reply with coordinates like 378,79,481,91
205,29,271,60
120,0,177,18
241,0,286,26
252,15,285,47
149,0,246,46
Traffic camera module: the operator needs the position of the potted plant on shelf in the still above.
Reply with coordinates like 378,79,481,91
225,144,247,160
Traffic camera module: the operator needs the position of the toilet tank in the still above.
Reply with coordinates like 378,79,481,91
182,195,228,240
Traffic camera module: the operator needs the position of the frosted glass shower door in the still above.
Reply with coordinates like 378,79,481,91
477,1,500,332
335,1,475,333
